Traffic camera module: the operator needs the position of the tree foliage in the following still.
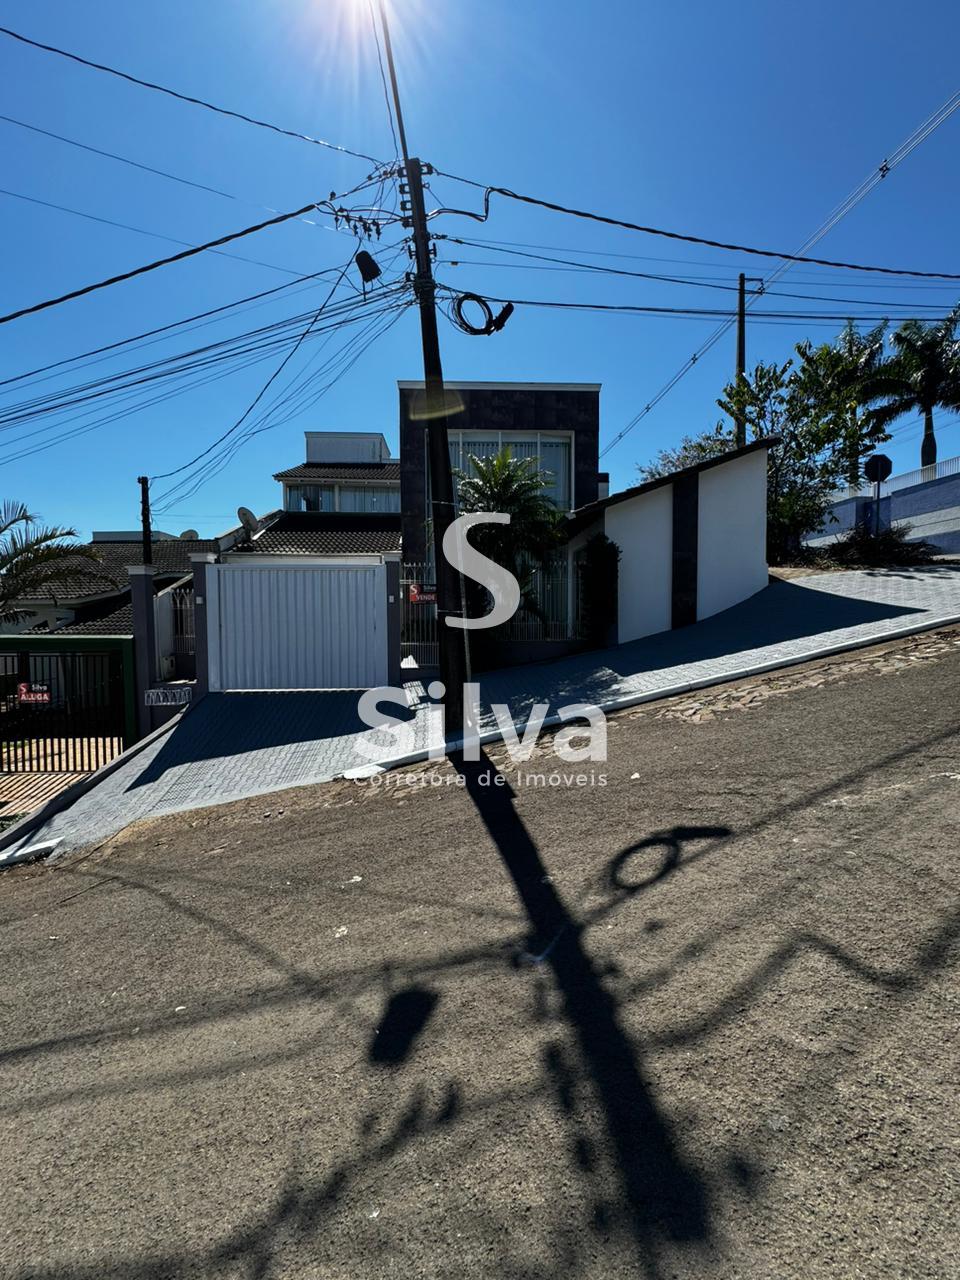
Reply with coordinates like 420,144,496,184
638,321,900,564
455,448,564,621
637,422,736,482
0,501,101,625
864,307,960,467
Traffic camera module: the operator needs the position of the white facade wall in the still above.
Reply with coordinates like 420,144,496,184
604,484,674,643
696,449,768,620
304,432,391,463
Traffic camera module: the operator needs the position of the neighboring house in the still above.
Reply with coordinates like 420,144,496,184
807,452,960,554
4,531,229,636
275,431,400,513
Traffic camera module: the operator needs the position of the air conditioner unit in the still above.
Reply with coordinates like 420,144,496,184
159,656,175,680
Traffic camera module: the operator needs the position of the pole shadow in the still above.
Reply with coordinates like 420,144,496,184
452,749,713,1269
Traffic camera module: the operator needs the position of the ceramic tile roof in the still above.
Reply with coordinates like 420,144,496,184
54,601,134,636
233,512,401,556
24,539,216,602
273,462,401,483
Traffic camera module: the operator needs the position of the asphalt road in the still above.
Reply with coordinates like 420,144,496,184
2,628,959,1280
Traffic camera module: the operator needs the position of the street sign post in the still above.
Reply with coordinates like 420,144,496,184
864,453,893,538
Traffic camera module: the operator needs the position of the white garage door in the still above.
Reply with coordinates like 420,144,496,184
210,564,388,690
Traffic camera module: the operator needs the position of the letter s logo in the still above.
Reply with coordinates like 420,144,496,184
442,513,521,630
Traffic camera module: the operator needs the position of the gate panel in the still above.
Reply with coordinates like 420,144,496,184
213,565,387,690
0,648,125,773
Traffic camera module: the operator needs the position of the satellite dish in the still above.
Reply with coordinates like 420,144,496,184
179,528,200,540
237,506,259,534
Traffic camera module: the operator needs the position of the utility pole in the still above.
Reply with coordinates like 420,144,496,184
137,475,152,566
376,2,465,737
734,274,764,448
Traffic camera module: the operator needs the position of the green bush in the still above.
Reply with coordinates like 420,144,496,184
829,521,937,567
578,533,621,643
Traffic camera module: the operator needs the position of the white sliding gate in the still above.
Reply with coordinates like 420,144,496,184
207,563,388,691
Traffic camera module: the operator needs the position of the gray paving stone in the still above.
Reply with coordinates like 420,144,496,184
7,567,960,858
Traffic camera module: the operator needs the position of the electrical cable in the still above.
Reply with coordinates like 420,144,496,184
0,192,376,328
152,300,411,510
0,186,346,280
368,0,400,160
151,260,355,483
432,167,960,281
437,239,957,310
0,286,410,429
0,236,408,394
0,24,384,165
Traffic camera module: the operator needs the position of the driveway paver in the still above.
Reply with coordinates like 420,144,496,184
5,566,960,858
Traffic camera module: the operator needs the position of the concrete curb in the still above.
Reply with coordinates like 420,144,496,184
0,712,185,865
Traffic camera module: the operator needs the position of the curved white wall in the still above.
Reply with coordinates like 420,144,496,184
605,484,673,644
696,449,768,620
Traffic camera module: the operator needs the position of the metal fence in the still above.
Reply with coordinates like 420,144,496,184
829,452,960,503
170,587,196,679
502,559,574,641
400,557,578,667
0,649,125,772
400,562,439,670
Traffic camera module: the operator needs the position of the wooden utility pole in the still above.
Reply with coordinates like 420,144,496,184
377,2,465,736
137,475,152,566
734,274,763,447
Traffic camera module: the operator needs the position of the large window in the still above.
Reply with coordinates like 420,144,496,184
285,484,335,512
339,485,401,513
285,484,399,513
447,430,572,509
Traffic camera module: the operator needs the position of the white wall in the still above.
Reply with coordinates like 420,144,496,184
604,484,673,643
696,449,768,620
304,432,391,463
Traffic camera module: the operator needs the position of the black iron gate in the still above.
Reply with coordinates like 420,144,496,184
0,649,126,772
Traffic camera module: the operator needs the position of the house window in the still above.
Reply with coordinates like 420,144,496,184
447,431,573,510
338,486,401,513
284,484,398,512
285,484,335,512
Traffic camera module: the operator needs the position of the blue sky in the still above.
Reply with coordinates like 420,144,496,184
2,0,959,538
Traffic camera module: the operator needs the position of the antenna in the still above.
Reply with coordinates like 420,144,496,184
237,506,259,535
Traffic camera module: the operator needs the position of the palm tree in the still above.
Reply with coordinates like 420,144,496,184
866,308,960,468
454,447,563,619
0,501,101,625
795,321,888,486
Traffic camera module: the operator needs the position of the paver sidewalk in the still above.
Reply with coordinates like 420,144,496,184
5,566,960,859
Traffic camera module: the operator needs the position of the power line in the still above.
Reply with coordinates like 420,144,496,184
434,167,960,280
0,112,242,201
0,112,358,237
0,287,407,429
151,262,354,482
437,238,957,310
152,300,410,510
0,291,410,465
0,197,340,328
0,186,339,280
368,0,400,159
0,238,407,393
0,24,384,165
595,87,960,458
436,288,954,323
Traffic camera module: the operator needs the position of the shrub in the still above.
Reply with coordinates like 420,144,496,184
829,521,937,567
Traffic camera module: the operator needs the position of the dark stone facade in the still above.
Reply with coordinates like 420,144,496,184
399,383,601,562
